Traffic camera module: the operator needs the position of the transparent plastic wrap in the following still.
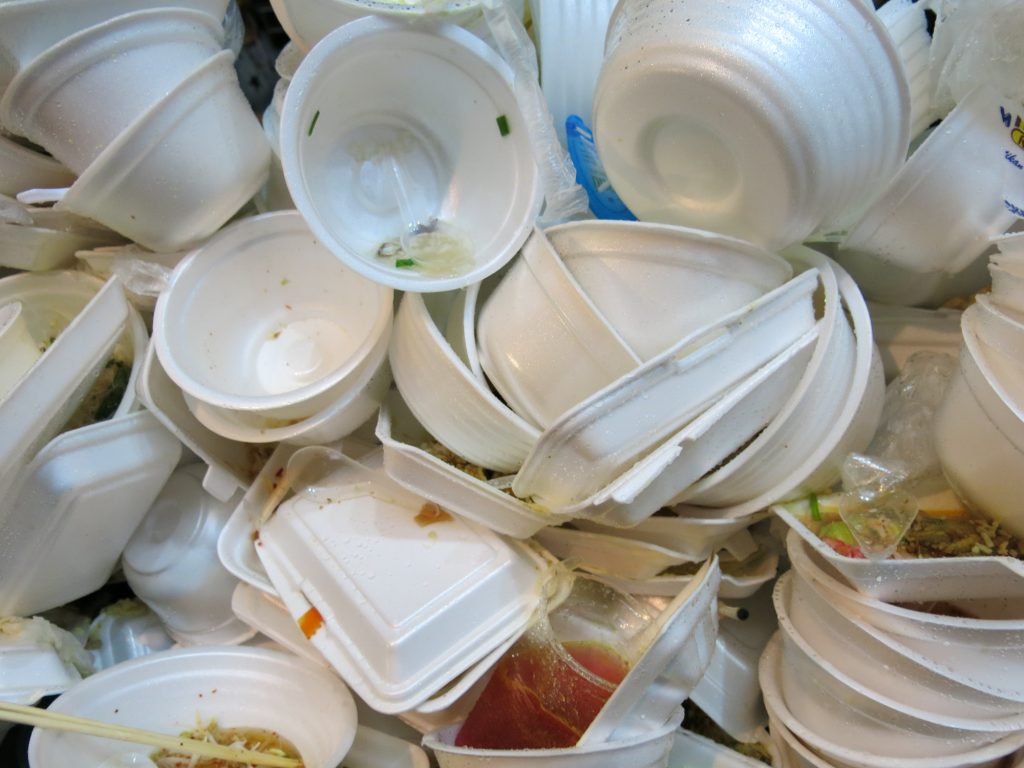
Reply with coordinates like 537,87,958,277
481,0,590,225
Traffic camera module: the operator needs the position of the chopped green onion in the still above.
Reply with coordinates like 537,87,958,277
809,493,822,522
496,114,510,137
308,110,320,137
395,258,416,268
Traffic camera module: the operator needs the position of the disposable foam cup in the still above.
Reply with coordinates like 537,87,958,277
0,132,75,198
280,16,541,292
390,289,540,473
0,301,41,400
154,210,393,421
840,85,1024,278
546,220,793,361
122,463,254,645
594,0,909,250
58,50,271,252
477,226,642,429
0,8,224,175
28,646,358,768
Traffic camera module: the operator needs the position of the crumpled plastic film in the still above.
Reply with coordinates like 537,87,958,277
481,0,591,225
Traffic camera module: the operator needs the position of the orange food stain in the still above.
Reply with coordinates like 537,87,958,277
298,607,324,639
415,502,453,527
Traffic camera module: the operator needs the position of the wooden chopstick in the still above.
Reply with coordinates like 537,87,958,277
0,701,302,767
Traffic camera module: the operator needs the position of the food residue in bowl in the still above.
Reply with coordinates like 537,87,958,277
150,720,301,768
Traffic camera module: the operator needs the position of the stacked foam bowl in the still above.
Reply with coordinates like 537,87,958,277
3,1,1024,768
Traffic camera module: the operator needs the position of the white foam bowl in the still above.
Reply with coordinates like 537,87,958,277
783,567,1024,723
934,300,1024,538
424,715,680,768
676,251,884,517
58,50,270,252
280,16,541,292
788,531,1024,703
0,8,224,175
155,210,392,422
28,646,358,768
0,220,122,272
840,85,1023,280
0,132,75,197
775,575,1014,756
390,290,540,473
989,263,1024,316
122,463,253,646
760,635,1024,768
0,300,40,400
545,220,793,361
478,226,642,429
269,0,368,51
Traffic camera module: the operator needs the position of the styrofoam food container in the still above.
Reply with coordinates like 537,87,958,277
512,269,819,510
534,527,696,581
934,301,1024,538
581,559,721,744
594,0,908,250
574,511,763,562
256,452,549,712
269,0,368,51
774,499,1024,602
280,17,541,292
424,713,681,768
123,463,254,646
600,541,779,601
0,410,181,617
231,581,328,667
0,619,87,700
137,341,257,505
787,531,1024,703
376,392,569,539
184,334,391,446
390,290,540,473
478,226,642,429
677,255,884,516
760,635,1024,768
155,210,392,421
670,729,772,768
783,567,1024,723
58,50,270,252
85,601,175,671
989,263,1024,317
0,0,228,78
0,132,75,198
0,301,40,400
775,576,1014,756
0,8,224,175
546,220,793,360
0,221,122,272
28,645,358,768
443,279,488,382
840,85,1024,279
870,303,963,380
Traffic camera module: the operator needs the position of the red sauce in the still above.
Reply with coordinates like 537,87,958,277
454,634,629,750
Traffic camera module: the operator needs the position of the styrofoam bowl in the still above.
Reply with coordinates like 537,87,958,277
268,0,368,51
28,646,358,768
122,463,253,646
934,302,1024,539
0,132,75,197
390,289,540,473
546,220,792,361
989,264,1024,316
0,300,40,400
0,221,122,272
154,210,392,421
512,269,819,510
840,85,1023,278
477,226,642,429
775,574,1017,755
424,713,680,768
184,329,391,446
676,254,884,517
760,635,1024,768
0,8,224,175
787,531,1024,703
783,568,1024,723
280,16,541,292
58,50,270,252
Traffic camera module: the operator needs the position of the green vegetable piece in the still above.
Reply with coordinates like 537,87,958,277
819,521,857,547
395,258,416,268
496,114,510,137
308,110,321,137
93,359,131,423
809,492,822,522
